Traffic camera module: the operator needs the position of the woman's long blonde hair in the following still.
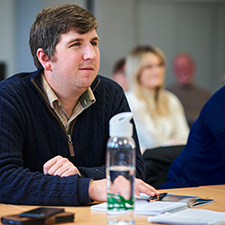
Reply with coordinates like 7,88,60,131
126,45,170,119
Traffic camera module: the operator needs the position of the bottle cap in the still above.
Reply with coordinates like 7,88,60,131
109,112,133,137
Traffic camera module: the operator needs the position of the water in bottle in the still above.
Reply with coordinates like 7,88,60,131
106,112,136,225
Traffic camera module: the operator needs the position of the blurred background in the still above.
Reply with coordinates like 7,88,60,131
0,0,225,93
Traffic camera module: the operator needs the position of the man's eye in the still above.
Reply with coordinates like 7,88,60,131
71,42,81,47
91,41,98,46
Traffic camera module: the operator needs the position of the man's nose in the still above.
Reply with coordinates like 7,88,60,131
83,44,96,60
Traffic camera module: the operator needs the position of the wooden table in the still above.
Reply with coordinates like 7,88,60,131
0,184,225,225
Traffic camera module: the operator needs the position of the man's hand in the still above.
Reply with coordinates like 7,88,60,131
89,179,107,202
135,178,159,197
112,175,131,200
88,177,159,202
43,155,81,177
111,176,159,200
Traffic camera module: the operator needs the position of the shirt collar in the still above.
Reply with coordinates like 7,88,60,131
41,73,96,111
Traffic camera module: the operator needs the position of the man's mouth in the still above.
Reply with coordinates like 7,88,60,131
79,67,94,71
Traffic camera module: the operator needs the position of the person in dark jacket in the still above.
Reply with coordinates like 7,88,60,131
161,85,225,189
0,4,158,206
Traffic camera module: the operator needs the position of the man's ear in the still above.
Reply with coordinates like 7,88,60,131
37,48,52,71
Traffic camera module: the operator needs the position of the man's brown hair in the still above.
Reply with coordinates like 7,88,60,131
29,4,98,69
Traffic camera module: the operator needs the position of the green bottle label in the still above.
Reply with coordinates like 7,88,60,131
107,193,134,210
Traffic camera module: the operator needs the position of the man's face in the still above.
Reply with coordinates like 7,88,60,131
49,29,100,93
173,54,195,86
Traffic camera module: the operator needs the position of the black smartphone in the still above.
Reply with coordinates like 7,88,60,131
1,211,75,225
18,207,64,218
1,214,45,225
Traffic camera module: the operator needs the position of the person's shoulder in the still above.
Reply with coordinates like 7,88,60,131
193,84,211,96
163,89,184,106
0,71,35,92
166,84,177,92
125,90,135,98
199,85,225,116
125,90,140,102
125,90,143,110
206,85,225,103
0,70,42,105
164,89,179,100
198,85,225,122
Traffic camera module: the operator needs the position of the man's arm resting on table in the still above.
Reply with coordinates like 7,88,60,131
43,155,159,201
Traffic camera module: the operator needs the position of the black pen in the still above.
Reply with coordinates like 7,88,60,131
147,192,167,202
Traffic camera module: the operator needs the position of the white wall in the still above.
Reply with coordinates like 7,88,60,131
95,0,138,80
1,0,225,93
15,0,41,74
0,0,86,78
0,0,16,78
95,0,225,93
42,0,86,9
15,0,86,75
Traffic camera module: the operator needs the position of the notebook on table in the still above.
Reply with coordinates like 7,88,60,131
148,208,225,225
91,200,188,216
137,192,214,207
91,192,214,216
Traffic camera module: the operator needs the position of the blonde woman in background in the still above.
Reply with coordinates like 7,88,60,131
125,45,189,154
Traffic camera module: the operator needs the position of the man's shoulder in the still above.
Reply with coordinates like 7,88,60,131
166,84,177,92
163,89,184,107
0,72,27,89
193,84,211,96
0,70,39,98
0,70,38,86
166,85,184,98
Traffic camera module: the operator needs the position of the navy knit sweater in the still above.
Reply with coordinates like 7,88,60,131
0,69,145,206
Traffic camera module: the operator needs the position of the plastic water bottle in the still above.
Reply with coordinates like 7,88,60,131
106,112,136,225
